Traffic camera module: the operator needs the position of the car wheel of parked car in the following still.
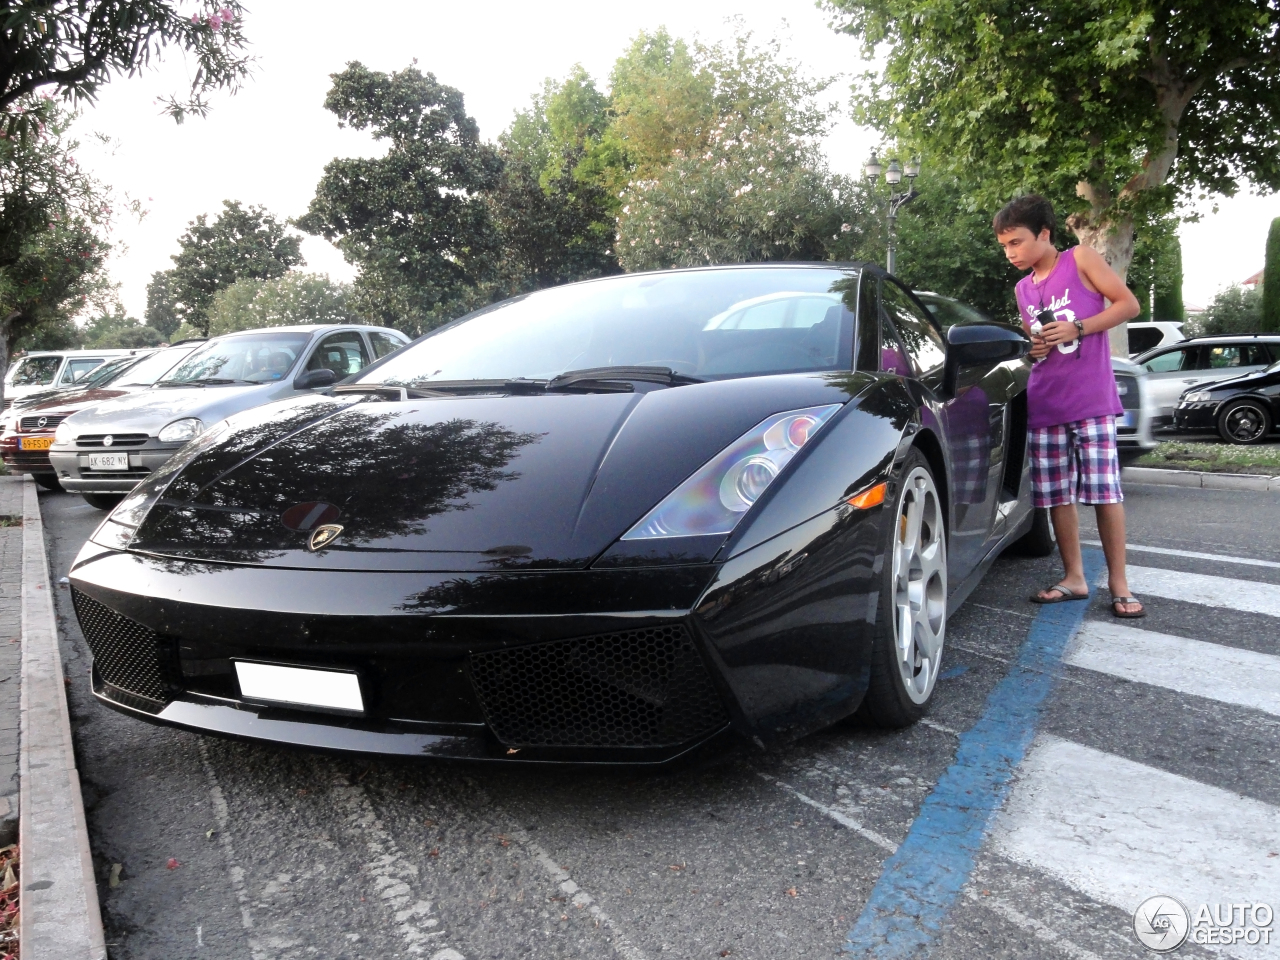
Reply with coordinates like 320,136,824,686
1011,506,1056,557
33,474,62,492
82,493,125,511
857,449,947,729
1217,399,1272,445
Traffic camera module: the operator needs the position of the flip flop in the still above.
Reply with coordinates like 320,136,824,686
1029,584,1090,604
1111,596,1146,619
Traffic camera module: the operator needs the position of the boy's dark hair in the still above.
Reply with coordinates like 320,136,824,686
993,194,1056,243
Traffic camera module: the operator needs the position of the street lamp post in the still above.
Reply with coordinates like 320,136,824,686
864,154,921,275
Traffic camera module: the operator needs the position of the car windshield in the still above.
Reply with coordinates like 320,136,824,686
361,267,859,387
9,356,61,386
114,346,199,387
163,332,311,384
78,355,139,387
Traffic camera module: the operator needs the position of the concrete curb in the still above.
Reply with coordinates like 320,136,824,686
19,476,107,959
1123,465,1280,494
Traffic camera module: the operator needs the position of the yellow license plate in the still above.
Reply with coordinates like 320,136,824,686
19,436,53,450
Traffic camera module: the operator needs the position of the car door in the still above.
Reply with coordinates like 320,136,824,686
880,279,1001,580
1141,345,1204,421
302,330,371,387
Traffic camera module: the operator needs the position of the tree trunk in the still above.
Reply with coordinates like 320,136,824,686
1066,186,1135,357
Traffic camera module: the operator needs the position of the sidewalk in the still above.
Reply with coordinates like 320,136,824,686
0,476,24,840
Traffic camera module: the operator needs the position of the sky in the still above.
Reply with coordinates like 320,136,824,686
69,1,1280,321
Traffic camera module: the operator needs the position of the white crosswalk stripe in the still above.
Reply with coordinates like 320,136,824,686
1124,566,1280,618
1066,620,1280,718
991,736,1280,959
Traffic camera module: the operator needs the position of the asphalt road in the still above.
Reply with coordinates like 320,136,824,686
41,479,1280,960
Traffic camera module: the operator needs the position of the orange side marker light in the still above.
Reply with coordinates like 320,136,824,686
847,482,887,510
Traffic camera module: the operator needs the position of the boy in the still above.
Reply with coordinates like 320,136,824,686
993,195,1145,618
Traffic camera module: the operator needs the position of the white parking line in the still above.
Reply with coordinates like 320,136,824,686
1124,566,1280,618
1083,541,1280,571
1067,621,1280,717
992,736,1280,959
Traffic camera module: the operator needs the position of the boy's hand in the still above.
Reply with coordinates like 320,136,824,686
1039,319,1080,347
1029,335,1051,360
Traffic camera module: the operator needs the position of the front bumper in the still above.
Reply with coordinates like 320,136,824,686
69,503,881,762
0,433,55,474
50,444,183,492
1174,401,1219,432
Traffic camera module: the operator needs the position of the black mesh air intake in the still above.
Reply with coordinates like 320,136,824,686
1116,374,1140,411
71,588,167,710
469,624,728,748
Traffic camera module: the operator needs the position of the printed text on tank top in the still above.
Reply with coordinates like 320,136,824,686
1029,254,1081,357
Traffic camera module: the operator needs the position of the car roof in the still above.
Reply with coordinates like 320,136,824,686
213,323,402,337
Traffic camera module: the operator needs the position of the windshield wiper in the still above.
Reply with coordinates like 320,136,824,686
545,366,702,391
156,379,204,388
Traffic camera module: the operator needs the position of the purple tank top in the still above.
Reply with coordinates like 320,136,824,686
1014,247,1122,429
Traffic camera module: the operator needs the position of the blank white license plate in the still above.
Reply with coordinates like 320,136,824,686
234,661,364,713
1117,411,1135,428
88,452,129,471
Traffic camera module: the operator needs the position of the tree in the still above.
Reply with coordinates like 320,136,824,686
0,2,252,123
1152,238,1185,322
205,272,358,336
826,0,1280,347
1193,285,1262,336
1126,216,1183,321
296,62,503,335
1265,217,1280,332
81,305,163,348
145,200,304,336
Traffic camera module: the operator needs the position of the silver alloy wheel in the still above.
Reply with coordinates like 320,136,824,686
1224,403,1267,443
891,466,947,704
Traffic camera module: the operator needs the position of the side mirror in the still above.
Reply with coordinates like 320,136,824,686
294,368,339,390
942,323,1030,398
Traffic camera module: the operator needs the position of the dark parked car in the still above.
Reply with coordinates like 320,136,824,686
1134,334,1280,427
69,264,1035,764
1175,357,1280,444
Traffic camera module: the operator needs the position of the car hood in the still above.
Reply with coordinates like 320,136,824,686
60,382,285,436
127,374,855,571
1204,366,1280,392
15,385,135,416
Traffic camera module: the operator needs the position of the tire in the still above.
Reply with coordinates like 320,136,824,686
82,492,124,511
1010,506,1055,557
857,449,948,729
1217,399,1272,445
33,473,62,492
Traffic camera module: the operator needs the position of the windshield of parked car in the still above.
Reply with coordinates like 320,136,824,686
77,355,139,387
114,346,199,387
362,267,860,386
162,332,311,384
9,356,61,386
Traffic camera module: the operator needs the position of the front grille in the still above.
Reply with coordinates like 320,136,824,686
1116,374,1140,411
76,433,149,447
4,452,51,467
469,624,728,749
71,588,167,710
1,399,10,411
19,415,64,432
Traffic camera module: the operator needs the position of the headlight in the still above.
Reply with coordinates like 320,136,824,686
54,422,75,445
621,404,841,540
158,417,204,443
1183,391,1210,403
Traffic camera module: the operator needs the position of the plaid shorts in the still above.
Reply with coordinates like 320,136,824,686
1029,415,1123,508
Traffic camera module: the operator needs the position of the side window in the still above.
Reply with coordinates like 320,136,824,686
368,331,407,360
62,358,103,384
306,332,370,377
1243,343,1272,366
1128,328,1163,355
1207,345,1242,369
1143,348,1193,373
882,280,946,376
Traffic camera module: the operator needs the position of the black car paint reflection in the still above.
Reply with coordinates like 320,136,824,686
69,263,1035,763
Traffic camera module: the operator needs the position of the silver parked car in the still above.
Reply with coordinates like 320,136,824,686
1133,334,1280,428
50,324,409,508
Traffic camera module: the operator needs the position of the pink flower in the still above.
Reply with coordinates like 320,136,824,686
219,7,234,22
191,12,201,24
207,14,221,29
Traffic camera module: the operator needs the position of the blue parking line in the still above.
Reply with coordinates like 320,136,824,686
842,548,1105,957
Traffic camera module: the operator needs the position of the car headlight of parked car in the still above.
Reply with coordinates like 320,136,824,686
54,422,75,445
1183,391,1212,404
158,417,204,443
621,404,842,540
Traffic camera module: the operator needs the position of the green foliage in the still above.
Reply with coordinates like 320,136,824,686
616,124,871,270
81,306,164,348
0,2,252,123
145,200,304,337
1151,238,1184,322
1127,217,1184,321
1264,217,1280,332
205,272,358,336
296,62,503,335
892,178,1023,321
1192,285,1263,336
826,0,1280,274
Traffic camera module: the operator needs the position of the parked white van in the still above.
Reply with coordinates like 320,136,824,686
4,349,134,408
